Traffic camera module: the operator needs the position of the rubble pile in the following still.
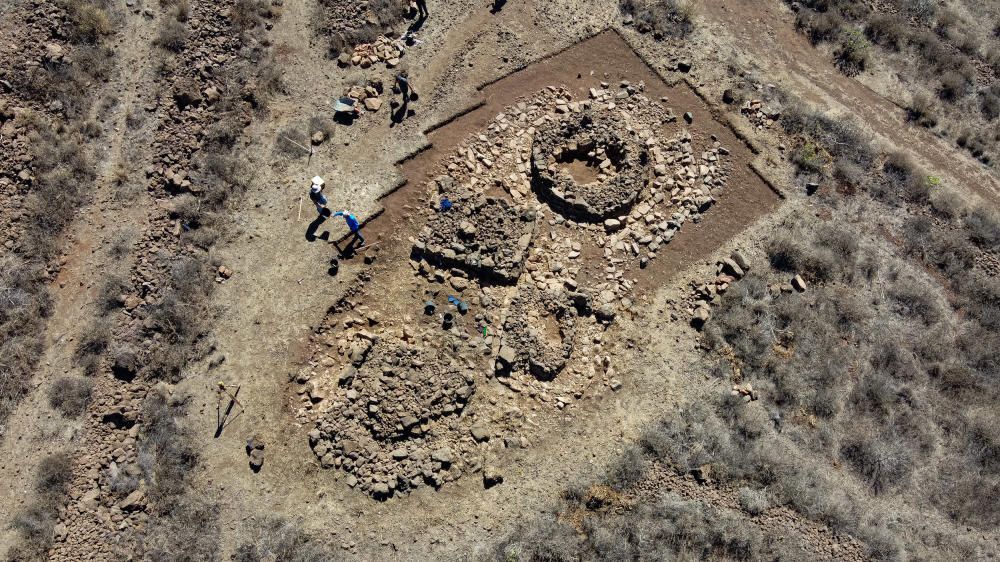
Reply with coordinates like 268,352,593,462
741,99,781,130
301,82,735,498
345,35,404,68
305,336,480,497
496,286,581,380
414,194,537,283
46,1,278,556
532,110,650,221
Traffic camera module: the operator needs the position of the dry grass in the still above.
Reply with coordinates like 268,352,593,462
48,376,94,418
620,0,694,39
234,517,337,561
8,454,73,560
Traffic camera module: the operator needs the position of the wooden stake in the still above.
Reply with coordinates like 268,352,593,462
297,196,303,222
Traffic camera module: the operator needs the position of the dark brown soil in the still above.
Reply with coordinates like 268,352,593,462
371,31,779,296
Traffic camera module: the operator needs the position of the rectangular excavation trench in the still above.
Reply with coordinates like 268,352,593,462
298,29,785,501
369,30,780,292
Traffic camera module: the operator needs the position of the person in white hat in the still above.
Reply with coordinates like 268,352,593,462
309,176,328,215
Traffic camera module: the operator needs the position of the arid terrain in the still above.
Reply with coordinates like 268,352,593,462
1,0,998,560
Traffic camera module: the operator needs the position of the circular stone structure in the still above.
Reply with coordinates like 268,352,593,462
532,110,651,222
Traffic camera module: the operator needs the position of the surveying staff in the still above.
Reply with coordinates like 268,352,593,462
332,210,365,246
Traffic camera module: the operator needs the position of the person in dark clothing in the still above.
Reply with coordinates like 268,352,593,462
395,73,415,104
309,176,328,215
392,72,417,124
415,0,428,19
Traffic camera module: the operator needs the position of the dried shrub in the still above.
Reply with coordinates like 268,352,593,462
796,8,844,44
738,487,770,515
9,454,73,560
234,517,336,562
620,0,695,39
59,0,112,44
907,93,937,128
48,375,94,417
939,70,968,101
865,14,906,50
155,18,188,52
841,430,914,494
966,207,1000,251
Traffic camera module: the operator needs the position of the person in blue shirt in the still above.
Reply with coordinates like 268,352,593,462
332,210,365,247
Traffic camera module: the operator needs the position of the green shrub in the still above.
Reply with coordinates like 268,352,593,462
837,27,871,73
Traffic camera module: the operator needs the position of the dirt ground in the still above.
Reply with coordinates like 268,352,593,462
2,0,998,559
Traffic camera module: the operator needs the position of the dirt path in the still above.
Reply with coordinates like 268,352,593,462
0,6,159,558
696,0,1000,206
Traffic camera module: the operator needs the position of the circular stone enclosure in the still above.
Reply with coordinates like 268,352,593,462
532,111,651,222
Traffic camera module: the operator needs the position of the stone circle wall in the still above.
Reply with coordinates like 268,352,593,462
532,110,651,222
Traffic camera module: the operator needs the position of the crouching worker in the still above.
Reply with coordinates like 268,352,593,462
332,209,365,247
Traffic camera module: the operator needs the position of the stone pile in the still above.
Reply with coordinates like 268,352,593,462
413,194,537,283
741,99,781,130
346,35,404,68
345,81,385,112
48,0,276,556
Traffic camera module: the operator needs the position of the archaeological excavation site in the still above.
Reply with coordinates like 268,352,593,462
1,0,999,560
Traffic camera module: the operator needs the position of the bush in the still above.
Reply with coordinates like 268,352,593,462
966,207,1000,251
865,14,906,50
737,487,769,515
837,27,871,74
155,18,187,52
907,93,937,127
48,376,94,417
791,141,828,175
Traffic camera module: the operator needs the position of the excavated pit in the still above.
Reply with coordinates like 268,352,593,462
532,110,651,222
294,31,781,500
412,194,537,284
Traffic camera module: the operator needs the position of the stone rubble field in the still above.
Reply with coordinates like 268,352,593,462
292,81,737,498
